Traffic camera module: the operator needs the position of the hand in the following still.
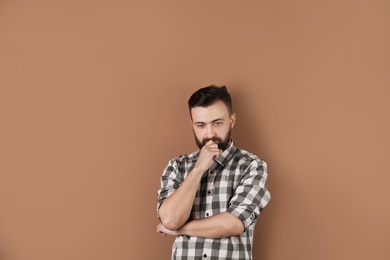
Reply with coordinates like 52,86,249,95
157,223,180,236
194,140,222,173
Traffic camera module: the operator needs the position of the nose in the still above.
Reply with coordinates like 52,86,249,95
205,125,216,139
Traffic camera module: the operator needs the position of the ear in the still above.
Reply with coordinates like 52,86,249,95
230,113,236,129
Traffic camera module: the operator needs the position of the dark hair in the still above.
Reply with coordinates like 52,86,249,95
188,85,233,116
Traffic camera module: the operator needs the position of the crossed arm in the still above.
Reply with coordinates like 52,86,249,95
157,212,244,238
157,141,244,239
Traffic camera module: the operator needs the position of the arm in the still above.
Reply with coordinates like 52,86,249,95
226,159,271,229
157,212,244,238
157,157,271,238
158,166,203,231
158,141,221,231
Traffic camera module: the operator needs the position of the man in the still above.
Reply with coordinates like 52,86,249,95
157,85,271,259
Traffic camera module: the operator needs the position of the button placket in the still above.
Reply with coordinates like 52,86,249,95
202,243,211,259
205,168,215,218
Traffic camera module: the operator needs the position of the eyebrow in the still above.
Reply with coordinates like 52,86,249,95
194,118,224,125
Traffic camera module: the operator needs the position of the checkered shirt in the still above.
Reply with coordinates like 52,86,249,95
157,141,271,260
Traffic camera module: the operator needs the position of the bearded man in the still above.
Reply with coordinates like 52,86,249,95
157,85,271,260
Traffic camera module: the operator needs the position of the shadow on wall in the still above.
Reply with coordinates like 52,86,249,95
230,87,275,259
230,88,263,156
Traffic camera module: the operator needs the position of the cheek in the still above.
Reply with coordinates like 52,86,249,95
220,126,231,135
193,128,204,138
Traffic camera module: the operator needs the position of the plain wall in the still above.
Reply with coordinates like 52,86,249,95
1,1,389,259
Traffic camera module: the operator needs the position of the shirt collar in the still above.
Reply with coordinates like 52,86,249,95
214,140,237,168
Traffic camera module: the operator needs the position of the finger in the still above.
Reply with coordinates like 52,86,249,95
204,140,218,148
205,140,216,145
204,145,219,153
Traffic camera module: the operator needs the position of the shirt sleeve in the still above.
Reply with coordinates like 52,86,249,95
156,158,184,220
226,159,271,230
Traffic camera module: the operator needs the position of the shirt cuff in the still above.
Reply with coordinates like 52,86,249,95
226,207,257,230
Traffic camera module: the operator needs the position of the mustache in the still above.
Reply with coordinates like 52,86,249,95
201,137,226,150
202,137,223,144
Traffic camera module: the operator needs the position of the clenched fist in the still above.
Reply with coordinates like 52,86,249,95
193,140,222,173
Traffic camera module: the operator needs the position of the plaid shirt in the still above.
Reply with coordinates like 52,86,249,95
157,141,271,260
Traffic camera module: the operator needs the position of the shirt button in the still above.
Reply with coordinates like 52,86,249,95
209,171,214,174
207,191,211,195
206,213,209,217
203,254,207,258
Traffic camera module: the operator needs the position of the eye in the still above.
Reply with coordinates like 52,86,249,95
213,121,222,126
197,124,205,128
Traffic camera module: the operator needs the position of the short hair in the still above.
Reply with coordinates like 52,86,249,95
188,85,233,117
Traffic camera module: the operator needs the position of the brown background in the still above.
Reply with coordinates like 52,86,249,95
1,1,389,260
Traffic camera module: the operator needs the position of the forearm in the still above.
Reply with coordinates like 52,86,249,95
159,140,222,231
158,167,204,230
178,212,244,238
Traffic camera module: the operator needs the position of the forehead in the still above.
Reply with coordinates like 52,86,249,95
191,101,230,122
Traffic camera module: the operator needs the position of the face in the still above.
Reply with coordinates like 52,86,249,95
191,100,236,150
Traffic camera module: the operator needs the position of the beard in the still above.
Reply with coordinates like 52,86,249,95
194,127,232,151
